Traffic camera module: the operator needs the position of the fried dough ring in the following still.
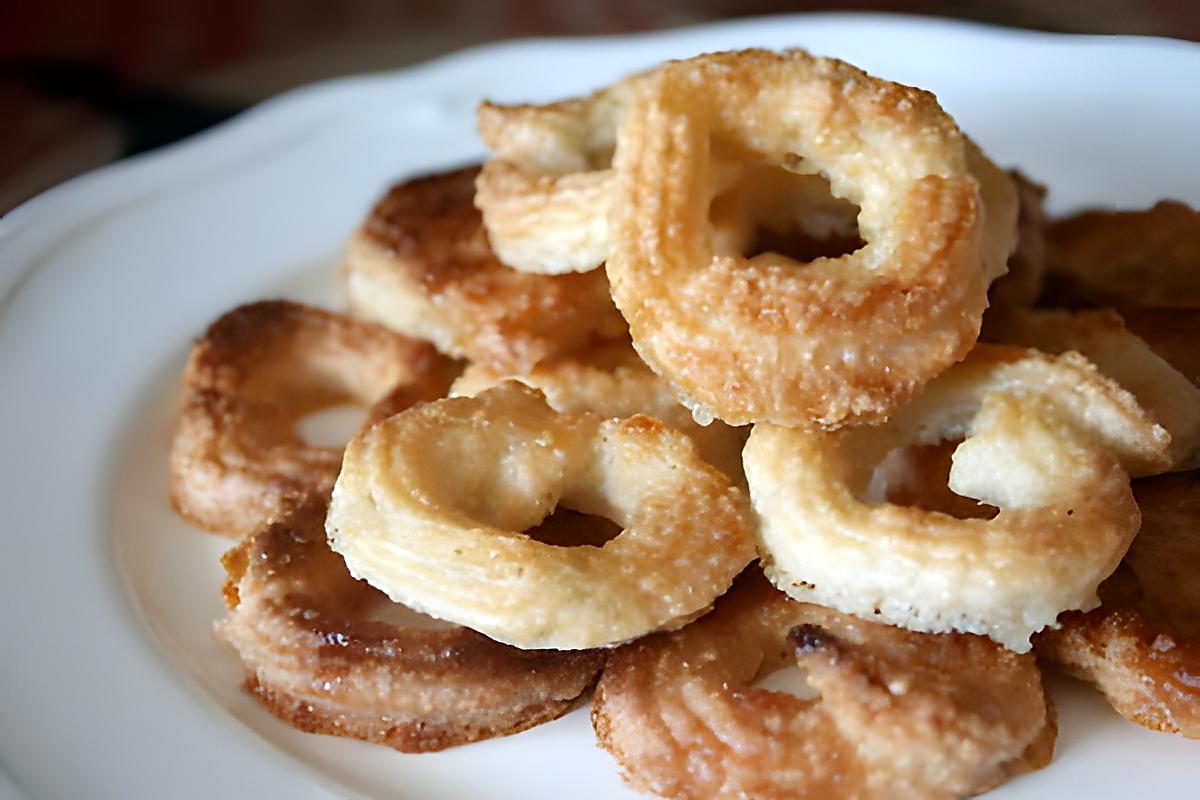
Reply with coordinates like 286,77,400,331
476,76,641,274
168,301,458,537
888,441,1200,738
593,571,1055,800
744,345,1171,651
341,166,626,371
1042,200,1200,309
327,382,755,649
992,309,1200,469
217,494,604,751
1025,301,1200,736
1035,470,1200,738
607,49,1018,427
477,69,866,276
450,342,748,484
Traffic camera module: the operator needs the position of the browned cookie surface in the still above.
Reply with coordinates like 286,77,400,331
593,572,1054,800
1035,471,1200,738
169,300,456,537
218,495,605,752
342,166,626,372
1042,200,1200,309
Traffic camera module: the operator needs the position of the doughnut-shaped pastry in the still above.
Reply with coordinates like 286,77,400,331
341,166,627,372
450,342,748,484
168,301,458,537
607,49,1019,427
477,67,867,277
744,345,1171,652
475,76,641,274
593,572,1055,799
992,309,1200,469
1043,200,1200,309
864,439,1200,737
327,382,755,649
217,495,604,751
1035,470,1200,738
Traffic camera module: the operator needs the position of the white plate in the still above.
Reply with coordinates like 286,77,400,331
2,13,1199,799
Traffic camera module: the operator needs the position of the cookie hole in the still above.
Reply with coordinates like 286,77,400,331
295,402,366,448
709,163,864,264
363,599,461,632
522,507,622,548
753,664,819,701
743,225,866,263
868,440,999,520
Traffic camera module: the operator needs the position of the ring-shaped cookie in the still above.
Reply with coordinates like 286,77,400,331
1034,470,1200,738
475,78,638,274
168,300,458,537
342,166,626,372
593,572,1055,799
476,64,864,277
327,381,755,649
450,342,748,484
218,495,604,751
744,345,1171,651
992,308,1200,469
608,49,1018,427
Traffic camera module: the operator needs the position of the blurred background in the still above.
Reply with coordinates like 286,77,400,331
3,0,1198,214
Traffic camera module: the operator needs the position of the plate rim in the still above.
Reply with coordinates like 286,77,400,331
4,10,1198,305
2,12,1199,799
